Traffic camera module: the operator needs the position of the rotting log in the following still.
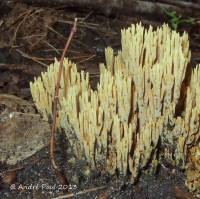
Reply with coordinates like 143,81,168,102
10,0,200,17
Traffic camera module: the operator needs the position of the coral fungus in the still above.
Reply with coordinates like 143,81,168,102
30,24,200,194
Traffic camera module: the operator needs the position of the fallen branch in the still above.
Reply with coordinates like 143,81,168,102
20,0,200,17
159,0,200,10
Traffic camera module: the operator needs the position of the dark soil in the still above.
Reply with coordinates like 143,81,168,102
0,1,199,199
0,143,188,199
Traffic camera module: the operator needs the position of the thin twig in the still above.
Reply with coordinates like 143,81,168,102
16,49,48,67
50,18,77,172
43,40,60,55
10,9,44,47
11,10,33,46
79,11,93,23
0,166,24,176
26,56,54,61
8,10,30,28
43,49,81,54
77,54,96,64
57,19,98,30
47,25,67,40
52,185,106,199
71,54,94,59
21,34,46,39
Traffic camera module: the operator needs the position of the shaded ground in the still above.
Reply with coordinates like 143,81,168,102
0,145,188,199
0,2,200,199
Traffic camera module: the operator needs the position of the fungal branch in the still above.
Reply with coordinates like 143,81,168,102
30,23,200,195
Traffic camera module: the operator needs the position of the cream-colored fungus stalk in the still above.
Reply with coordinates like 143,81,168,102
30,24,200,193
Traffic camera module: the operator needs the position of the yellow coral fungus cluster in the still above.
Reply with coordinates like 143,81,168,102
30,24,200,192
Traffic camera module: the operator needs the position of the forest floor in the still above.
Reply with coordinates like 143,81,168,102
0,2,200,199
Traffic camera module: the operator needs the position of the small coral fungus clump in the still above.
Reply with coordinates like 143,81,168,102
30,24,200,194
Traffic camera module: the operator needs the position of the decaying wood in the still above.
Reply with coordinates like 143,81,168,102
19,0,200,17
159,0,200,10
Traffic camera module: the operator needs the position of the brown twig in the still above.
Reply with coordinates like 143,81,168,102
57,19,98,30
47,25,68,40
52,185,106,199
10,11,31,46
77,54,96,64
43,40,60,55
43,49,81,54
50,17,77,175
16,49,49,67
0,166,24,176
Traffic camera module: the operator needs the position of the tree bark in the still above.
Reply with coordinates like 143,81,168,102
16,0,200,17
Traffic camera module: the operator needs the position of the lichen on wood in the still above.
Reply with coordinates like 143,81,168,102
30,23,200,194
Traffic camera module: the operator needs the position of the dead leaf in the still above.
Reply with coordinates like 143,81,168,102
1,171,16,185
97,191,109,199
175,186,195,199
